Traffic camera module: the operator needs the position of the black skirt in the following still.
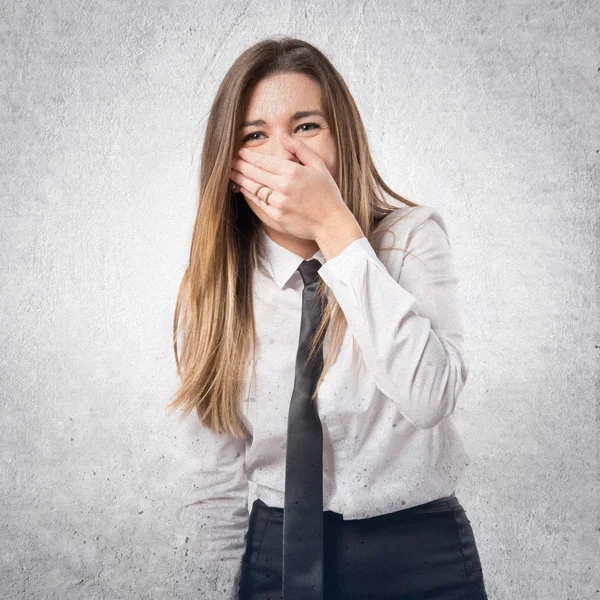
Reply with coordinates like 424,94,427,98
238,492,488,600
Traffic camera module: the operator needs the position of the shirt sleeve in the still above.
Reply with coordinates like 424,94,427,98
316,207,469,430
171,407,249,600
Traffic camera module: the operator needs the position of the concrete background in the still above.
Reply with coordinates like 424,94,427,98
1,1,598,598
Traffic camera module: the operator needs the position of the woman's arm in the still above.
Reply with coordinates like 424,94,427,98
172,408,249,600
317,207,469,430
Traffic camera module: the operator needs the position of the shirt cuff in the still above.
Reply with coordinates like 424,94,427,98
317,237,391,287
318,236,381,281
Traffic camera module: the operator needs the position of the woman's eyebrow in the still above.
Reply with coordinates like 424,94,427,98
238,109,325,129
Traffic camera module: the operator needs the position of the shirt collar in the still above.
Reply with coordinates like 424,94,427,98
260,227,325,289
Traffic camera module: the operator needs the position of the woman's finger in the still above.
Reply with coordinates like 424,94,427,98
233,157,282,193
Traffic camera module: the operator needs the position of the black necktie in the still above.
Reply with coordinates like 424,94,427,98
282,258,325,599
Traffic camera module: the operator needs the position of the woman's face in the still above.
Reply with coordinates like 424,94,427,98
235,72,339,237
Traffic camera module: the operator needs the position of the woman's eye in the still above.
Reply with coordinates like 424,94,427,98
242,122,321,143
296,122,320,133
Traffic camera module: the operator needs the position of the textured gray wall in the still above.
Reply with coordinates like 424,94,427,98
1,1,598,598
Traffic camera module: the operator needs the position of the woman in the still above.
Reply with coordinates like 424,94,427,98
167,36,488,600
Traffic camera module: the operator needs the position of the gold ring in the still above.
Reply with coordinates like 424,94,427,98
254,184,272,205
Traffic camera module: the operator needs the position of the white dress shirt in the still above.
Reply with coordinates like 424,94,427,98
171,204,470,599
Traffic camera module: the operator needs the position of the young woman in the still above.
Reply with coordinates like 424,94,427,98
167,37,488,600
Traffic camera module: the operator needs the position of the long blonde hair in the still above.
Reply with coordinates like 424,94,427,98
164,36,419,439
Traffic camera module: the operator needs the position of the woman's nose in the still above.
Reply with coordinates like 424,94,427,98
256,136,299,163
268,145,299,163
